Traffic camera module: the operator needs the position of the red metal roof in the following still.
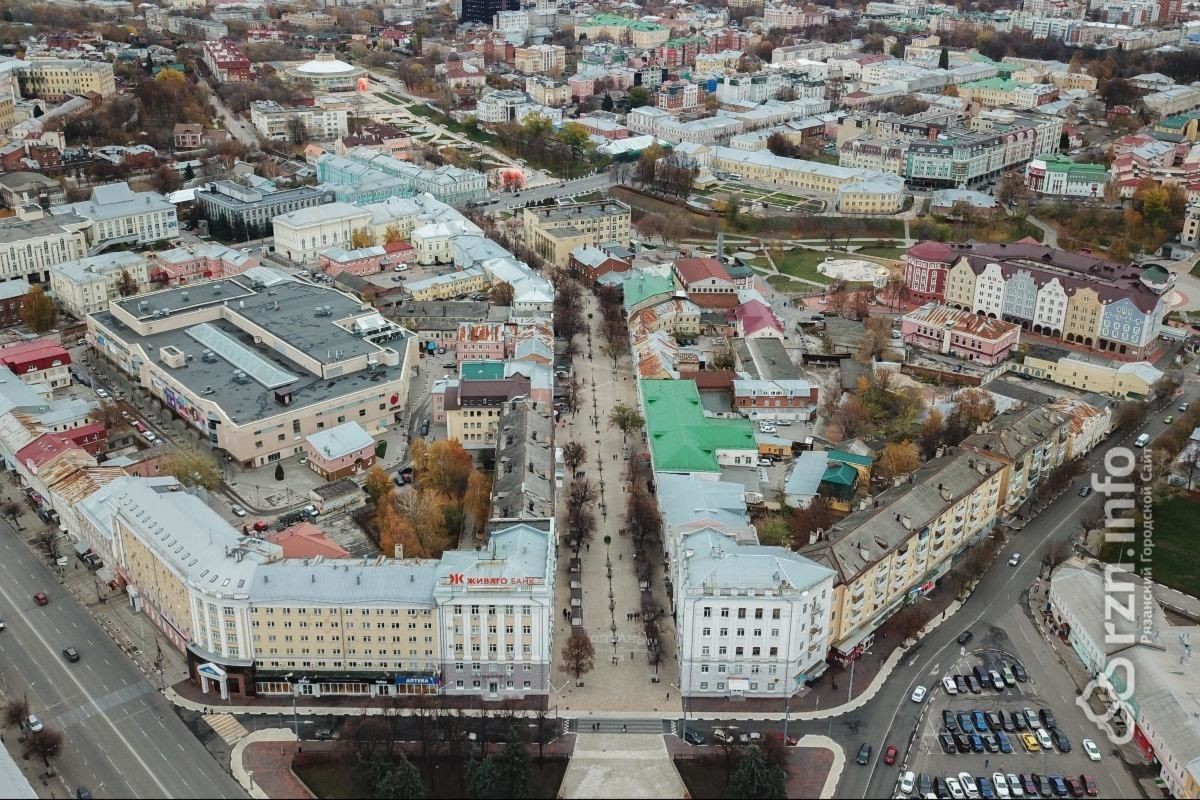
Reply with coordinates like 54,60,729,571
0,339,69,375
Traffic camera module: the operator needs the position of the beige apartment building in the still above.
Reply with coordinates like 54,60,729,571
801,449,1006,661
19,59,116,100
962,405,1069,515
249,562,442,695
522,200,631,268
87,268,417,468
514,44,566,75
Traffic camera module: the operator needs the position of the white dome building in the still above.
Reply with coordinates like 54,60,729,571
284,52,365,92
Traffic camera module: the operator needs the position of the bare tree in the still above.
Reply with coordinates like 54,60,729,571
4,697,29,727
560,631,595,679
24,727,63,766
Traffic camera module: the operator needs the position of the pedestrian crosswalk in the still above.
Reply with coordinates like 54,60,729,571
571,718,667,734
204,713,249,744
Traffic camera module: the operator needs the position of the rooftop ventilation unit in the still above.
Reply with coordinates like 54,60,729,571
232,370,251,384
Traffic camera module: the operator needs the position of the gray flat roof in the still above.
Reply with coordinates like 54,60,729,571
94,277,410,426
0,210,86,245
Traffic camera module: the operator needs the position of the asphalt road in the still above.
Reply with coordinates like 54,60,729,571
0,521,245,799
838,383,1198,799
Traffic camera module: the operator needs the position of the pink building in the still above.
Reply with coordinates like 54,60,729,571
732,299,785,339
903,240,953,302
318,245,387,277
568,75,595,100
302,421,376,481
151,244,258,286
900,302,1022,366
457,322,506,365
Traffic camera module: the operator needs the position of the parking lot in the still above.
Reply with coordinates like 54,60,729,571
899,639,1111,798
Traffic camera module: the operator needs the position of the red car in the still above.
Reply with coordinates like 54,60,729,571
1081,775,1098,797
883,745,898,765
33,592,48,606
253,520,269,533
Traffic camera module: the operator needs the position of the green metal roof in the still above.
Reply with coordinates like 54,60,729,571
460,361,505,381
827,449,874,468
821,462,859,489
622,273,676,312
642,380,755,473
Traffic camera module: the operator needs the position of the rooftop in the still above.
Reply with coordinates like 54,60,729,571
642,379,756,474
305,421,374,459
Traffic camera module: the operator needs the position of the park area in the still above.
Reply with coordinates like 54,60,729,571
1101,495,1200,597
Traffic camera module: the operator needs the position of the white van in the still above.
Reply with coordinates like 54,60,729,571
1135,433,1150,447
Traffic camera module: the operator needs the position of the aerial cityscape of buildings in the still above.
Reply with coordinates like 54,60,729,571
0,0,1197,798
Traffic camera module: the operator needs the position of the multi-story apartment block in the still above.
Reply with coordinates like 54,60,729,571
489,399,554,524
513,44,566,75
800,449,1006,662
962,405,1070,514
839,138,906,175
444,373,533,449
577,14,671,48
675,530,836,698
958,78,1058,109
54,182,178,249
196,181,336,236
201,40,252,83
900,302,1022,366
764,4,829,29
1024,154,1109,197
18,59,115,100
250,99,349,141
49,251,149,319
522,200,632,268
903,241,1171,358
87,270,418,468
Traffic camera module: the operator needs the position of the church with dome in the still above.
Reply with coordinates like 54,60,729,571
284,52,366,92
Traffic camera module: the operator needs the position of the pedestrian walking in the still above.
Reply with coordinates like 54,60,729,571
623,724,627,733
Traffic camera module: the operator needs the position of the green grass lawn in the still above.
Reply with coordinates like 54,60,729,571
375,93,403,105
766,275,803,293
767,248,832,284
1100,495,1200,596
857,245,906,260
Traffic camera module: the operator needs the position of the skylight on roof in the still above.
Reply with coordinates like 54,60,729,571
186,323,298,389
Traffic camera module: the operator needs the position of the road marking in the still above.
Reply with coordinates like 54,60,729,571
0,570,171,798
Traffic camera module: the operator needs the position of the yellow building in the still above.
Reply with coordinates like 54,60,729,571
522,200,631,268
19,59,116,101
801,450,1005,660
514,45,566,75
962,405,1069,514
1062,285,1102,346
405,267,488,301
525,76,571,107
943,257,978,310
249,562,442,695
1012,350,1163,398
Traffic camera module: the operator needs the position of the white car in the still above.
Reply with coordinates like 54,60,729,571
1083,738,1102,761
393,264,408,272
96,388,109,399
958,773,979,799
899,771,915,795
144,431,158,443
759,425,777,434
910,685,927,703
231,505,247,517
945,777,965,800
942,675,958,695
992,772,1010,799
1035,727,1054,750
1008,553,1021,566
27,714,43,733
1006,773,1024,798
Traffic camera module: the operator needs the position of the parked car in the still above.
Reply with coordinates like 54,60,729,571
969,734,984,753
955,675,969,694
900,771,916,795
1052,729,1071,753
953,732,972,753
990,669,1006,691
1012,663,1028,682
856,743,871,765
1048,775,1068,797
977,775,995,799
27,714,43,733
1064,776,1084,797
1020,733,1040,753
958,773,979,799
682,729,704,745
966,675,982,694
943,675,959,695
1039,708,1057,729
1025,708,1042,729
958,711,975,733
996,732,1013,754
1035,727,1054,750
939,732,958,754
918,774,934,797
231,505,247,517
1081,775,1098,797
945,777,964,800
943,709,959,731
972,710,989,732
